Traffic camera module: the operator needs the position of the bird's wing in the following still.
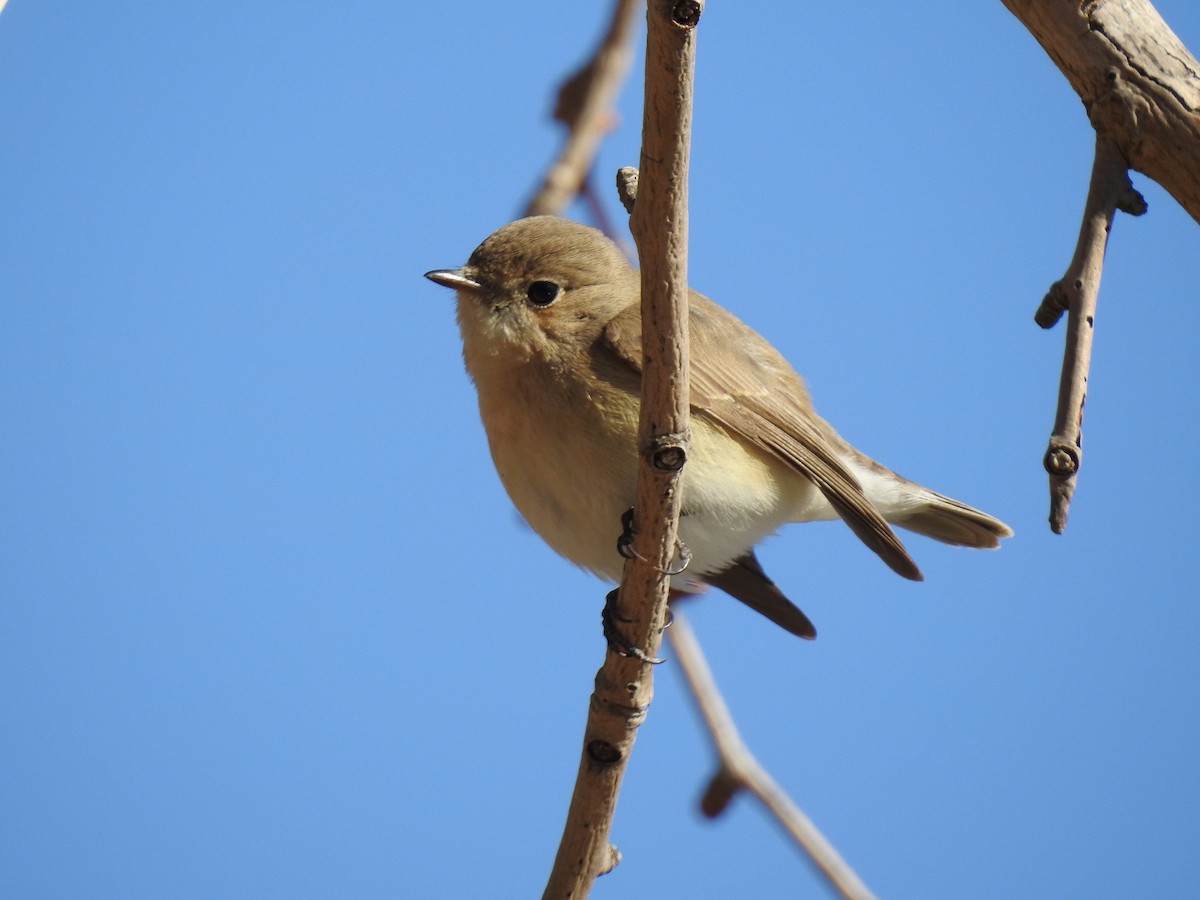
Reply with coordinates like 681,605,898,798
600,291,922,581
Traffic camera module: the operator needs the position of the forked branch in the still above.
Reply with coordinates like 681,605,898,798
1001,0,1198,529
669,613,877,900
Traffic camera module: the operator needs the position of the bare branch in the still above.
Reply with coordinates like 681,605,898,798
1000,1,1193,529
542,1,701,896
1037,132,1146,533
668,613,878,900
523,0,641,218
1001,0,1200,224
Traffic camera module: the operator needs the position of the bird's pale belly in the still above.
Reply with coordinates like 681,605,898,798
476,371,830,585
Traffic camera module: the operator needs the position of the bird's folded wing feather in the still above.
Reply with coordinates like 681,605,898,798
600,291,923,581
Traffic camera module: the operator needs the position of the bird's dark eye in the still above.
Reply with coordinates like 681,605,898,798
526,280,560,307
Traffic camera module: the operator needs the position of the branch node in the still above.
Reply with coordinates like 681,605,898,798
1034,280,1071,329
699,767,740,818
1043,442,1080,477
1117,185,1148,216
647,433,688,472
670,0,702,28
616,166,639,212
597,844,622,877
585,739,624,766
1087,66,1149,154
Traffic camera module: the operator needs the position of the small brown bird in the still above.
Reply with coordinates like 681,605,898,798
426,216,1011,638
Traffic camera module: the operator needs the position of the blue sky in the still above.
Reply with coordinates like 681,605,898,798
3,3,1199,898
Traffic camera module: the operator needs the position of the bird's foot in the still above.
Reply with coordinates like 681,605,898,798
602,588,665,664
615,507,693,576
616,508,640,561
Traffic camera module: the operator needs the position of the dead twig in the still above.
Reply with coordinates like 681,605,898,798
1000,0,1200,225
1036,130,1145,533
542,1,701,896
523,0,641,218
668,613,877,900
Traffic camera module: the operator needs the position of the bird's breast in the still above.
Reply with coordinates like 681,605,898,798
466,352,825,584
470,353,640,579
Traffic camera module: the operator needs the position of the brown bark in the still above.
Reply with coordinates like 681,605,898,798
523,0,641,219
542,1,702,897
1002,0,1200,224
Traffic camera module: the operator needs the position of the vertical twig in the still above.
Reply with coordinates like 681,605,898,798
542,1,701,896
1036,131,1145,532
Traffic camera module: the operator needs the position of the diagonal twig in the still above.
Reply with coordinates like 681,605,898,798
523,0,641,218
668,613,878,900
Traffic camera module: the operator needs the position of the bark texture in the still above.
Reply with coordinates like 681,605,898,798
1003,0,1200,223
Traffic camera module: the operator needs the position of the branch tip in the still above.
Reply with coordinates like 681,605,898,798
1034,281,1071,329
699,768,739,818
616,166,639,212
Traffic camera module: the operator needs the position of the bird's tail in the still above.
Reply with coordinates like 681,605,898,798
887,489,1012,548
847,457,1013,549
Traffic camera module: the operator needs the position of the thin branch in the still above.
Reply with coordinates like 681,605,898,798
542,2,701,897
667,613,878,900
1036,132,1146,534
523,0,641,218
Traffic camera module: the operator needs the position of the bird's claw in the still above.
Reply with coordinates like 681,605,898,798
615,507,693,576
616,508,640,561
602,589,666,664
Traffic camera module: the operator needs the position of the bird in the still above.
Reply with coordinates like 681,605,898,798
426,216,1011,639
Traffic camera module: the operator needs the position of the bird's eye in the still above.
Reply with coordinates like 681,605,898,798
526,280,560,307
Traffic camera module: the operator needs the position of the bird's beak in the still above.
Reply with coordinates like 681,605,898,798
424,267,482,292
